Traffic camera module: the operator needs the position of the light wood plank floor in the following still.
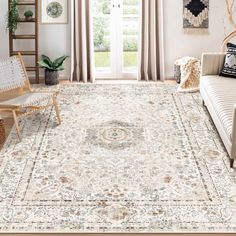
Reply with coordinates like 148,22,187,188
0,233,234,236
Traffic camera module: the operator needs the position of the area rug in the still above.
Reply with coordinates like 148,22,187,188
0,83,236,233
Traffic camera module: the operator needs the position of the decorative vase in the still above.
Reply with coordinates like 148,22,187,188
25,16,33,21
45,69,59,85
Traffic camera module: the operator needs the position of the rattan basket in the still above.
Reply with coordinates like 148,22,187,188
174,64,181,84
0,119,6,145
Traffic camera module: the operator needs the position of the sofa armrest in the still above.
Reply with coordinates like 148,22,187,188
201,53,226,76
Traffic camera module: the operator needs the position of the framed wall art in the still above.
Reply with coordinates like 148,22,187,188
183,0,209,34
41,0,68,24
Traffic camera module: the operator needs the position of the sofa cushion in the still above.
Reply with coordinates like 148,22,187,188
201,75,236,140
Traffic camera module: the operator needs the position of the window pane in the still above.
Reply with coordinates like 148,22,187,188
93,0,112,72
123,0,140,72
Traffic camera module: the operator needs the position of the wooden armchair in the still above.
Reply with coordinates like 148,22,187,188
0,54,61,141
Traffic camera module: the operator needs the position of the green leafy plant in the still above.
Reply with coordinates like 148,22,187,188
38,55,69,71
7,0,19,34
24,10,33,18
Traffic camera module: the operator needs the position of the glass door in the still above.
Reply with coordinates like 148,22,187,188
92,0,141,79
121,0,140,78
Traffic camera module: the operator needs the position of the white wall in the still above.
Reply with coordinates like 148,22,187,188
163,0,234,78
0,0,235,79
39,23,71,78
0,1,71,79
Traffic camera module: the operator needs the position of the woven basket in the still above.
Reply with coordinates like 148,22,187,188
174,64,181,84
0,119,6,145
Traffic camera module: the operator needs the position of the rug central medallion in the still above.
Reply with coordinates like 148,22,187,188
102,127,128,141
85,120,144,150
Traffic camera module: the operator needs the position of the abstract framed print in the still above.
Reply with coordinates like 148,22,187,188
41,0,68,24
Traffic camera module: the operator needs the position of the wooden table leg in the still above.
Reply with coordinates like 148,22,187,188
0,118,6,145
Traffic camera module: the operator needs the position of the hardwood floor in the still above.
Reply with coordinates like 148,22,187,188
0,115,14,149
0,233,233,236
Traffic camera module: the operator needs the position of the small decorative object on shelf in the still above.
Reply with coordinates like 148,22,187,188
24,10,34,21
38,55,68,85
0,118,6,145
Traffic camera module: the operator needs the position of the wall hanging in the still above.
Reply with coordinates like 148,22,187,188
41,0,68,24
183,0,209,34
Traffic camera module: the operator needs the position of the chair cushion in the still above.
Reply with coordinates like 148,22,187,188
0,92,52,107
201,75,236,140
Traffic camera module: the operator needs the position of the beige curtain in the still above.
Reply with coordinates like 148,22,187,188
138,0,165,81
71,0,95,83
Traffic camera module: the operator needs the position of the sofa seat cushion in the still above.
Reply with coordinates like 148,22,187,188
201,75,236,140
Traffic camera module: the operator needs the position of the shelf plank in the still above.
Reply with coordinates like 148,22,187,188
17,18,36,23
17,2,36,6
13,35,36,39
26,67,37,71
11,51,36,56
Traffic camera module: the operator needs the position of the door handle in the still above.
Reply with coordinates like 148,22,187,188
113,4,120,8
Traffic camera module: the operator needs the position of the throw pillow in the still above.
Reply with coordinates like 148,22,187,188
220,43,236,78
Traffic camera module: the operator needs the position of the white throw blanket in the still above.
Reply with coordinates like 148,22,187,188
175,57,200,93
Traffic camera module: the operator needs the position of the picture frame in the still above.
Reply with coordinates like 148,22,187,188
41,0,68,24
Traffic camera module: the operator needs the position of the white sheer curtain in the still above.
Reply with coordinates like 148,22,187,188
138,0,165,81
71,0,95,83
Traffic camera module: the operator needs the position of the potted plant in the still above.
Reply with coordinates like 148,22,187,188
38,55,68,85
7,0,19,34
24,10,33,21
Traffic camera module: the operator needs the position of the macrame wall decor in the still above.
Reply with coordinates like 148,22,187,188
183,0,209,34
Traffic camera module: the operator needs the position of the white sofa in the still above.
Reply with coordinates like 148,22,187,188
200,53,236,168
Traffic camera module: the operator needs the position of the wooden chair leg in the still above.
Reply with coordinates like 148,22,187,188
12,110,21,141
230,159,234,168
52,96,61,125
202,99,206,107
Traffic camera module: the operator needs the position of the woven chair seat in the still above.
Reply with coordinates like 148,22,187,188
0,92,53,107
0,54,61,141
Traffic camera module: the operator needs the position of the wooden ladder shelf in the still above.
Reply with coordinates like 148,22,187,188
8,0,39,84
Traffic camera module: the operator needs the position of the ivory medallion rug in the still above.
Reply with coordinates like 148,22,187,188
0,83,236,233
